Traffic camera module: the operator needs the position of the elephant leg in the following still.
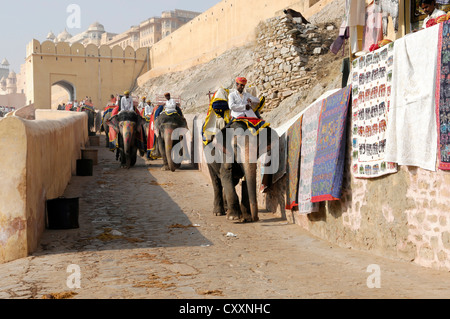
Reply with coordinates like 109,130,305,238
221,163,241,221
242,162,259,222
208,164,226,216
240,179,252,222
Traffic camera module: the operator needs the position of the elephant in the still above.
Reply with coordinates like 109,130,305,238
106,111,147,169
101,106,115,147
205,120,275,223
80,106,96,135
155,111,188,172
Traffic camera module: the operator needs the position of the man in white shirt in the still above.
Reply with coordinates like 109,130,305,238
421,0,446,28
138,96,147,113
144,100,154,117
120,90,134,112
228,77,260,119
163,93,178,113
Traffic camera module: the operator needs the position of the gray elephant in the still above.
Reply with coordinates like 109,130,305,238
106,111,147,169
206,121,275,223
155,111,188,172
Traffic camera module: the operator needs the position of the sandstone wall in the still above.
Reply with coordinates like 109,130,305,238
137,0,336,85
0,111,88,263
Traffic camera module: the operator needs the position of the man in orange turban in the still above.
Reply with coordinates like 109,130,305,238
236,77,248,85
229,76,259,118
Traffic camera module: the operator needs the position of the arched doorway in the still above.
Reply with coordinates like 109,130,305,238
51,80,76,110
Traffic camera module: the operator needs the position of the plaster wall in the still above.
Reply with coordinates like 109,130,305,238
0,111,88,263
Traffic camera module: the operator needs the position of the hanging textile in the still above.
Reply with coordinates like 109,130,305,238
363,2,383,51
298,100,322,214
385,24,439,172
350,41,398,178
435,21,450,170
311,86,351,203
375,0,399,35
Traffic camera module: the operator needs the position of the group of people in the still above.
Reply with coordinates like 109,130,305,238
106,90,181,118
0,105,14,117
57,96,95,112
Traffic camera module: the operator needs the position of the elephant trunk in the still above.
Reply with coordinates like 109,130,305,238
164,126,178,172
121,121,136,168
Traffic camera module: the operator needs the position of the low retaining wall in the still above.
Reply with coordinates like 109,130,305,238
0,110,88,264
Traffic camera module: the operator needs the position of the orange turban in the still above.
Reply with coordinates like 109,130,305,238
236,77,247,85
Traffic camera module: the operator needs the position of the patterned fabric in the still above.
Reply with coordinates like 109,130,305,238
285,115,303,210
363,3,383,52
350,41,398,178
202,88,231,145
147,105,164,158
436,21,450,170
311,86,351,203
298,101,322,214
108,106,120,151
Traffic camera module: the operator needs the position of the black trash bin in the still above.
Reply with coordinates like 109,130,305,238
46,197,80,229
76,159,93,176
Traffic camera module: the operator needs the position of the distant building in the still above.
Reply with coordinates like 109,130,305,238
45,9,201,50
103,9,201,49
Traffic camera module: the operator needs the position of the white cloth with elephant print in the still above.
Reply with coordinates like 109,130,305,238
350,42,398,178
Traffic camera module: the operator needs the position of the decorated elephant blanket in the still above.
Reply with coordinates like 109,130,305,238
311,85,351,203
147,105,164,158
108,106,120,151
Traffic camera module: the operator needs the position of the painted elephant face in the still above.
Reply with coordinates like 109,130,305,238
107,111,142,153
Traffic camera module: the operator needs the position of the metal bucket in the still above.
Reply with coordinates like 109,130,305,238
46,197,80,230
76,159,93,176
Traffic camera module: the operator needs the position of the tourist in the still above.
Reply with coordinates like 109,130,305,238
228,77,260,119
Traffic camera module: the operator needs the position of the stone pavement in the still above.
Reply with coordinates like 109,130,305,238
1,138,450,300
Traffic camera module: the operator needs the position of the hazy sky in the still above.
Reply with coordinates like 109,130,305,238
0,0,218,73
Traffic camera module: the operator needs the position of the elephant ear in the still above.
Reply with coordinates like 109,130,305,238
106,115,120,134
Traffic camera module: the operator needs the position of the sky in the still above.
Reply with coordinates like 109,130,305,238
0,0,218,73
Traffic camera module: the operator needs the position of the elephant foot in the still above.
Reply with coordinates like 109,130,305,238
213,209,226,216
226,212,241,221
161,166,170,171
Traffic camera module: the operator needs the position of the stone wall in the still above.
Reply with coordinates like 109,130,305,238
0,111,88,264
253,16,337,111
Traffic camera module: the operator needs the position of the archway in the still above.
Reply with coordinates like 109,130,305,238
51,80,76,110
